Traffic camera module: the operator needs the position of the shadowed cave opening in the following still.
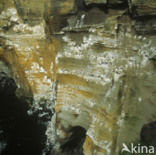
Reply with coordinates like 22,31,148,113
140,121,156,147
60,126,87,155
0,72,49,155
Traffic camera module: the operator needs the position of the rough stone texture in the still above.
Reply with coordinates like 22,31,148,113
0,0,156,155
0,3,58,106
84,0,107,5
44,0,78,34
134,17,156,35
130,0,156,16
50,0,77,15
14,0,45,25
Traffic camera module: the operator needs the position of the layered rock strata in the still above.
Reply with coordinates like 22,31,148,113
0,0,156,155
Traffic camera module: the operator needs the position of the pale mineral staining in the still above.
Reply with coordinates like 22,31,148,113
0,0,156,155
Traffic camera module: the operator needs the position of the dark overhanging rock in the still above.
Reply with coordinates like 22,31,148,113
60,126,86,155
0,72,49,155
141,121,156,147
0,72,17,98
133,15,156,35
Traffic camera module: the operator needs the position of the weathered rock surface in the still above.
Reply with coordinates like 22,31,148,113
14,0,45,25
130,0,156,16
0,0,156,155
84,0,107,5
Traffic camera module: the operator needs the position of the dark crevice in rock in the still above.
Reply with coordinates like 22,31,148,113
140,121,156,147
75,0,86,11
150,57,156,71
13,0,23,20
60,126,86,155
133,15,156,35
0,72,48,155
0,72,17,96
128,5,138,18
44,15,68,34
107,0,129,10
132,14,156,20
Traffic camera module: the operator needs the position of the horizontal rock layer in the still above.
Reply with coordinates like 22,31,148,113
0,0,156,155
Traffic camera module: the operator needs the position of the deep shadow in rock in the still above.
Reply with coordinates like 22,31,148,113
140,121,156,147
0,72,48,155
61,126,86,155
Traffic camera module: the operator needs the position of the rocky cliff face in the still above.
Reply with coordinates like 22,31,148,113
0,0,156,155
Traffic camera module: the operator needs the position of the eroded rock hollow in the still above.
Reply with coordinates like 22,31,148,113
0,0,156,155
